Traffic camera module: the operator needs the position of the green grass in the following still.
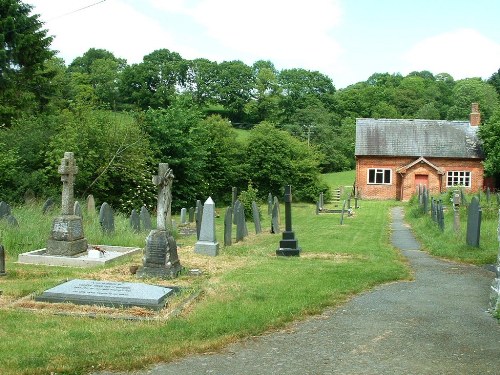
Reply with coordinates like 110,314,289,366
0,197,409,374
321,170,356,189
404,196,498,265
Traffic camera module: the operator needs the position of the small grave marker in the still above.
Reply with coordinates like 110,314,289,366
466,196,481,247
42,198,55,214
130,209,140,233
86,194,96,214
140,206,152,231
224,206,232,247
0,201,11,219
73,201,82,218
99,202,115,234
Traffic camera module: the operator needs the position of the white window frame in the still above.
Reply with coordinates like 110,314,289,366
367,168,392,185
446,171,471,188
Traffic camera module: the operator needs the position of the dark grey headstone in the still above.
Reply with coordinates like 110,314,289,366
73,201,82,218
99,202,115,234
466,196,481,247
235,201,246,242
35,279,175,310
0,201,12,220
6,214,18,227
188,207,195,223
437,200,444,232
267,193,273,216
180,208,187,224
224,207,232,247
231,187,238,209
195,200,203,240
271,201,280,234
130,209,140,233
42,198,55,215
0,244,6,276
140,206,152,231
252,201,262,234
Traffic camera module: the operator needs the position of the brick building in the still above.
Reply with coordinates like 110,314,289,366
355,104,484,201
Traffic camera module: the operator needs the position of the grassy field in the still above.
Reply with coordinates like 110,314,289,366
0,182,410,374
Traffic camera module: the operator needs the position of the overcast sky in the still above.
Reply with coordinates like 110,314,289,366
28,0,500,88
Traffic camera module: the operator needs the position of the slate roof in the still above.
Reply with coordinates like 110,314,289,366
355,118,484,159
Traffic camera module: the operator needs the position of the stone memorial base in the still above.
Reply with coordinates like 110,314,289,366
136,264,183,279
35,279,176,310
17,245,141,267
276,231,301,256
194,241,219,256
137,229,183,279
46,215,87,256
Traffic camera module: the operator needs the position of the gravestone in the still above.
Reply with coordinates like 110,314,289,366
42,198,55,214
231,187,238,209
235,201,246,242
273,196,281,224
488,209,500,314
140,206,152,231
86,194,96,214
271,200,280,234
180,208,187,225
276,185,301,256
35,279,175,311
99,202,115,234
46,152,88,256
0,201,11,220
319,192,324,210
73,201,82,218
251,201,262,234
267,193,273,216
6,215,18,227
188,207,195,223
138,163,181,279
466,196,481,247
0,244,6,276
437,200,444,232
24,189,35,204
194,197,219,256
224,206,233,247
195,199,203,240
340,200,347,225
130,209,140,233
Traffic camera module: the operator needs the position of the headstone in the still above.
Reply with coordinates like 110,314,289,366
276,185,301,256
99,202,115,234
0,201,11,220
466,196,481,247
488,209,500,314
267,193,273,216
86,194,96,214
340,200,347,225
235,201,246,242
188,207,195,223
138,163,181,279
130,209,140,233
24,189,35,204
194,197,220,256
140,206,152,231
42,198,55,214
6,214,18,227
273,196,281,224
437,200,444,232
73,201,82,218
271,200,280,234
453,206,460,233
46,152,88,256
231,187,238,209
35,279,175,311
0,244,6,276
224,206,233,247
452,190,460,209
180,208,187,225
319,192,324,210
195,199,203,240
251,201,262,234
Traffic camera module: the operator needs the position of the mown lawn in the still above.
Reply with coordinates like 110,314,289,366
0,184,410,375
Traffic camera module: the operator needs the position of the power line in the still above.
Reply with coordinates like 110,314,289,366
46,0,107,21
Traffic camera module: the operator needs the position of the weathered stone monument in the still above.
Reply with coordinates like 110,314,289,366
271,199,280,234
188,207,195,223
46,152,88,256
180,208,187,225
74,201,82,218
235,200,246,242
99,202,115,234
466,196,481,247
6,214,18,227
86,194,96,214
267,193,273,216
0,244,6,276
489,209,500,315
276,185,301,256
232,187,238,209
140,206,152,231
224,206,232,246
195,199,203,239
0,201,11,219
252,201,262,234
130,209,140,233
137,163,181,278
194,197,219,256
42,198,55,214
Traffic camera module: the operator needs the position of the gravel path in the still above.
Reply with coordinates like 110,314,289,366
96,207,499,375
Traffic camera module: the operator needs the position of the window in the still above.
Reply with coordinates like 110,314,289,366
447,171,471,187
368,168,392,184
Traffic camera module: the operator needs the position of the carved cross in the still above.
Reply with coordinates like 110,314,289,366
153,163,174,230
58,152,78,215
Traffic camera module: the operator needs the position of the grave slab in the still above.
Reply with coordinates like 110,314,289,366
17,245,141,267
35,279,175,310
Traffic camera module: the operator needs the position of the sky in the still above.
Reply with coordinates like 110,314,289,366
28,0,500,88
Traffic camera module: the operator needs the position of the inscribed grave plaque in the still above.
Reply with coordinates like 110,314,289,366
35,279,174,310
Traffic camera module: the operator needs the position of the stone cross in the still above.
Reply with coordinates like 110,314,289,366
152,163,174,231
58,152,78,216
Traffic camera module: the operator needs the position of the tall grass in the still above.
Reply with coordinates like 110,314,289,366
0,199,409,375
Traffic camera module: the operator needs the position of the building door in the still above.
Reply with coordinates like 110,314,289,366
414,174,429,193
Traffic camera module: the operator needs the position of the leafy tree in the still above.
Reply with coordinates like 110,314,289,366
487,68,500,97
186,58,219,106
478,106,500,177
0,0,54,125
447,78,499,122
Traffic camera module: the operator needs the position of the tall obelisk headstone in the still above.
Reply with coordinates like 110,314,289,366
46,152,88,256
137,163,181,279
194,197,220,256
276,185,301,256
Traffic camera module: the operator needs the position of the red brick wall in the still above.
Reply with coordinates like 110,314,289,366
356,156,484,201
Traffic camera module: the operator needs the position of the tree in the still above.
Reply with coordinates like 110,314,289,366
447,78,499,122
0,0,54,125
487,68,500,97
479,106,500,177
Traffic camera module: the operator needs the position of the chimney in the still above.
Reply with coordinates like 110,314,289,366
470,102,481,126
